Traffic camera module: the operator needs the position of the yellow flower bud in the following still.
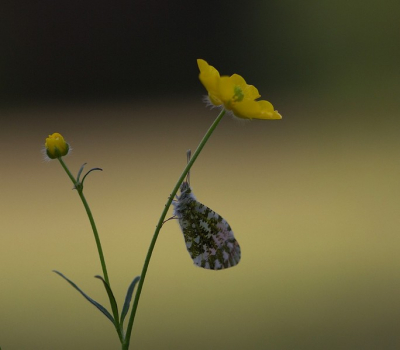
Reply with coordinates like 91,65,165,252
197,59,282,120
45,133,69,159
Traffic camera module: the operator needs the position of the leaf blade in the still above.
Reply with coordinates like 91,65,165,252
120,276,141,325
94,275,120,328
53,270,115,324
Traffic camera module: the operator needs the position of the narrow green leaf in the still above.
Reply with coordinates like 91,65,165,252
81,168,103,187
53,270,115,324
76,163,87,183
120,276,141,325
94,275,120,328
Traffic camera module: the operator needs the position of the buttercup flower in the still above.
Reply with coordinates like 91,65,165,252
45,132,70,159
197,59,282,120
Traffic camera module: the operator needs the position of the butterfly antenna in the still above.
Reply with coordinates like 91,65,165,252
186,149,191,185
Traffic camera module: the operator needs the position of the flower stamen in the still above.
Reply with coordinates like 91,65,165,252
233,86,244,102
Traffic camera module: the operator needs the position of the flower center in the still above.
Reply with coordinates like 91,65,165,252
233,86,244,102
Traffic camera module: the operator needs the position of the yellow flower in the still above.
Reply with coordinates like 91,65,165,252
197,59,282,120
45,133,69,159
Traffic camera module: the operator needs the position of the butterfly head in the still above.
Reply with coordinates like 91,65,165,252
178,181,195,199
180,181,191,194
174,181,196,208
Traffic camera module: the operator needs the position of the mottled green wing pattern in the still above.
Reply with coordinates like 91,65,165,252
173,182,241,270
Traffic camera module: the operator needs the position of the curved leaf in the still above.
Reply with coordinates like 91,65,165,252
94,275,120,328
53,270,114,324
81,168,103,187
120,276,141,325
76,163,87,183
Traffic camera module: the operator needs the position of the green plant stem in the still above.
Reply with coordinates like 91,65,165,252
122,109,226,349
57,157,110,285
58,158,124,342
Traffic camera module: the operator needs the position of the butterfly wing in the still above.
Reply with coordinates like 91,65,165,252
176,198,241,270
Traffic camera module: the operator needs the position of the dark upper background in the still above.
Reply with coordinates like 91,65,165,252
2,0,399,107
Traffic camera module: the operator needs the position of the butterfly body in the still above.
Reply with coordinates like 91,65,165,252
173,181,241,270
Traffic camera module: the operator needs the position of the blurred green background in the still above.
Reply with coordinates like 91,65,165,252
1,1,400,349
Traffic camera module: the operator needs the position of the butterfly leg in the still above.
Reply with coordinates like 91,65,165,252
162,216,178,226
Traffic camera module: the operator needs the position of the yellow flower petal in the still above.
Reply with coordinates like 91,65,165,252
229,74,260,101
257,100,282,119
198,59,221,100
232,100,282,120
217,76,236,106
229,74,247,88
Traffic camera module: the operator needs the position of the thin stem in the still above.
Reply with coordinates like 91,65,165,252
58,158,123,341
77,191,110,285
122,109,226,349
57,157,110,285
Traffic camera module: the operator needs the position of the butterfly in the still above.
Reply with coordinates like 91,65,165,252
172,150,241,270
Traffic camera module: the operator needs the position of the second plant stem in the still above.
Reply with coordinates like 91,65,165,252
122,108,226,349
